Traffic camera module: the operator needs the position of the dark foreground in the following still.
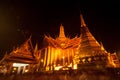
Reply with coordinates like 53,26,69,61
0,68,120,80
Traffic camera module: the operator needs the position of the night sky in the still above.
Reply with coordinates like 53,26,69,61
0,0,120,59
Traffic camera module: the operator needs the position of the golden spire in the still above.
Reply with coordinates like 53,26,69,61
59,24,66,38
80,14,86,27
79,14,107,56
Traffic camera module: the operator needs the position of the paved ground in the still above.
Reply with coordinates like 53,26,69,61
0,69,120,80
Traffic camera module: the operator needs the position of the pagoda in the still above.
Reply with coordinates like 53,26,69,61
77,14,108,69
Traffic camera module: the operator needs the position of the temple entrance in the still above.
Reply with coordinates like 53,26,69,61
12,63,29,74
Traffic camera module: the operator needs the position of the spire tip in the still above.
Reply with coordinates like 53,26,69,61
80,14,86,27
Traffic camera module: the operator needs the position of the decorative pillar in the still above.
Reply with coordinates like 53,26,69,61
68,49,70,64
17,66,21,74
47,46,50,70
22,66,26,74
44,48,47,67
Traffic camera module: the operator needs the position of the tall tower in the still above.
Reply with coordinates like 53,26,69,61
79,14,107,56
78,14,108,69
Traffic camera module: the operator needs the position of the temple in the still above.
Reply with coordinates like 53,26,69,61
40,24,80,71
0,14,120,74
0,36,39,74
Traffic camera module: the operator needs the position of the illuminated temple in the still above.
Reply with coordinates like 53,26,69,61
40,24,80,71
0,14,120,74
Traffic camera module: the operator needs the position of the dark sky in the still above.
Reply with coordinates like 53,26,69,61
0,0,120,58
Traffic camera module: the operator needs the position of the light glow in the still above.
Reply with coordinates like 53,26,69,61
73,64,77,69
25,69,28,72
54,66,62,70
13,63,29,67
13,67,17,70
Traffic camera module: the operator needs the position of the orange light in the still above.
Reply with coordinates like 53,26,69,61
73,64,77,69
54,66,62,70
25,69,28,72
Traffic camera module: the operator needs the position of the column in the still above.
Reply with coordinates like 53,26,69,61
22,66,26,74
17,66,21,74
44,48,47,67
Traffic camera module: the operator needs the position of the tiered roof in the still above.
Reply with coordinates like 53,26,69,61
5,37,37,64
44,24,80,49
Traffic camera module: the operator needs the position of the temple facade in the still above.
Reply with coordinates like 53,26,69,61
0,14,120,74
38,14,120,71
0,36,40,74
39,24,80,71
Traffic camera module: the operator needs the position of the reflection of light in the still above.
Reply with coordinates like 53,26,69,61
25,69,28,72
54,66,63,70
13,67,17,70
73,64,77,69
41,59,43,62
